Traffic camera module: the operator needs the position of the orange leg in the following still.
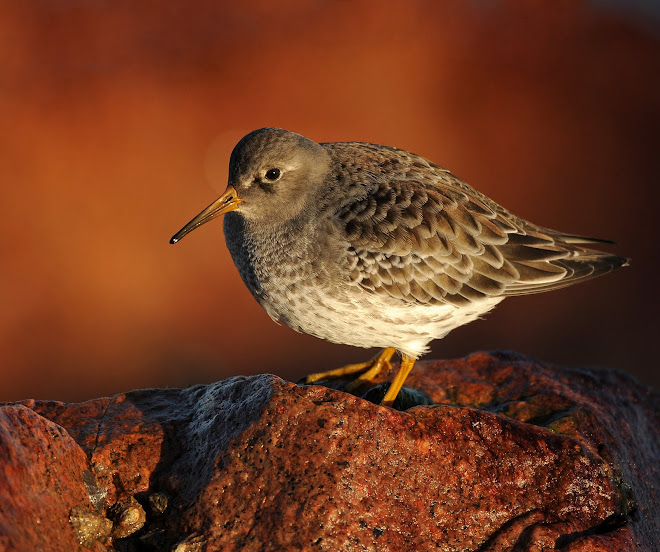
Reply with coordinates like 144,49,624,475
346,348,396,392
381,354,416,407
305,347,396,385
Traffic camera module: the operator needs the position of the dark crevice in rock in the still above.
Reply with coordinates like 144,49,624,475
522,408,575,428
554,512,630,549
91,395,113,457
474,509,541,552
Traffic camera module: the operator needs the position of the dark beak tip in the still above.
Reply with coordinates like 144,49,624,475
169,236,179,245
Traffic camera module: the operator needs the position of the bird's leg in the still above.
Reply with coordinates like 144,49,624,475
345,348,396,392
381,354,416,407
305,347,396,385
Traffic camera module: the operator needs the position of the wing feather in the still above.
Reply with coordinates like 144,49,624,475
327,143,628,306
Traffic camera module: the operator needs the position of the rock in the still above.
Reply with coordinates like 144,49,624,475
0,351,658,551
69,506,113,548
109,496,146,539
0,405,101,551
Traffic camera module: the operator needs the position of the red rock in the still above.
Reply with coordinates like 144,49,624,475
0,405,98,551
0,351,658,551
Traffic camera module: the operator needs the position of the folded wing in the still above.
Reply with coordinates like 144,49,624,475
335,145,628,307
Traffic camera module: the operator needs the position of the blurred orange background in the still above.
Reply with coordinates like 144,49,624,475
1,1,658,402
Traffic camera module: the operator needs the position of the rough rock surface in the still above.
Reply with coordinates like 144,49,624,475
0,351,658,551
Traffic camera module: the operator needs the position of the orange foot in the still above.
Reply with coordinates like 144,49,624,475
304,347,417,407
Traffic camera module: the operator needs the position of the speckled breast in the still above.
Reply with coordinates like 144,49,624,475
222,211,347,324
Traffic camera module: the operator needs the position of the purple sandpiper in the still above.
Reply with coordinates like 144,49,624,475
171,128,628,407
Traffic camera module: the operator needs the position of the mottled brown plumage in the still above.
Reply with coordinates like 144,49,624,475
171,128,628,406
326,141,624,307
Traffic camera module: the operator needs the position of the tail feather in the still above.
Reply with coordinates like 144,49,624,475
557,234,616,246
504,250,629,296
532,226,618,246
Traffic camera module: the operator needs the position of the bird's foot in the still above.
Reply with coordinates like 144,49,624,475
304,347,396,388
303,349,420,409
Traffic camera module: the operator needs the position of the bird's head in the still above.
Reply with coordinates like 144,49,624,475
170,128,331,244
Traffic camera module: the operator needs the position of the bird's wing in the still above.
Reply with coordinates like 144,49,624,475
334,147,627,306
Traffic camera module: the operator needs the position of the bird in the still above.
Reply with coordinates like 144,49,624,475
170,128,628,407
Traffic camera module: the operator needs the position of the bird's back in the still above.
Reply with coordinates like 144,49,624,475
321,141,628,307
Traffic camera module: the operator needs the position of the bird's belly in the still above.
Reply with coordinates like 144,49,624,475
261,281,504,358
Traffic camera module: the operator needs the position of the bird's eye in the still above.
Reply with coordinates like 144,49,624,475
264,168,281,181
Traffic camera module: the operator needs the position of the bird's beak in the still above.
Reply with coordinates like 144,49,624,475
170,186,242,244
